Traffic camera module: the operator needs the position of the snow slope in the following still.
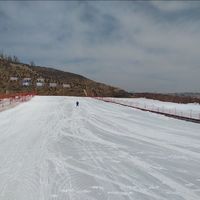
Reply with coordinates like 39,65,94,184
106,98,200,119
0,96,200,200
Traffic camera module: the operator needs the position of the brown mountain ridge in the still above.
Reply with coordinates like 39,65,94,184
0,58,130,97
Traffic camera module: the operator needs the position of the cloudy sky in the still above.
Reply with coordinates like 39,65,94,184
0,1,200,92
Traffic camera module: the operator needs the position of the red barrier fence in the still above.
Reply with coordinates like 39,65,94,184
94,97,200,123
0,92,36,100
0,92,36,111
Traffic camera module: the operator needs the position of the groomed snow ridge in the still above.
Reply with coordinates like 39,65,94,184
0,96,200,200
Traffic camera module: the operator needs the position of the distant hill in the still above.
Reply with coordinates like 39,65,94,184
132,93,200,104
170,93,200,99
0,58,130,97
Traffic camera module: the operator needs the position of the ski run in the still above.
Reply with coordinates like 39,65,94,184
0,96,200,200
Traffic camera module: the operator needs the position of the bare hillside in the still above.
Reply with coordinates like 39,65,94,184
0,59,130,97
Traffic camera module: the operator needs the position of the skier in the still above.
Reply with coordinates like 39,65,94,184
76,101,79,107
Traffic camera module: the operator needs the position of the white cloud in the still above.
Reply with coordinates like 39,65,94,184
150,1,196,12
0,1,200,92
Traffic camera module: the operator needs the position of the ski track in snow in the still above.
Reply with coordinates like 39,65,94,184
0,96,200,200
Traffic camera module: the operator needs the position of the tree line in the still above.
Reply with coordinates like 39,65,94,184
0,52,20,63
0,51,35,66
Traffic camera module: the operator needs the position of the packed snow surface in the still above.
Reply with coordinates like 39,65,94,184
107,98,200,119
0,96,200,200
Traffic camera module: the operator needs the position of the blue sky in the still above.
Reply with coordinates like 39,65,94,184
0,1,200,92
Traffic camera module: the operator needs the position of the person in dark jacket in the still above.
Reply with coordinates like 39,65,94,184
76,101,79,107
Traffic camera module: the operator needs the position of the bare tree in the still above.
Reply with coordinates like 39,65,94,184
7,56,13,62
0,53,4,59
13,56,20,63
0,51,21,63
30,61,35,67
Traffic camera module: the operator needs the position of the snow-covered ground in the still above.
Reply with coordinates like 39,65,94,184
0,96,200,200
104,98,200,120
0,96,26,112
0,99,16,112
0,98,11,108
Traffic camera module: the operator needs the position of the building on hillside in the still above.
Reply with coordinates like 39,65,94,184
22,78,31,86
36,78,45,87
63,83,71,88
10,77,18,81
49,82,57,88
